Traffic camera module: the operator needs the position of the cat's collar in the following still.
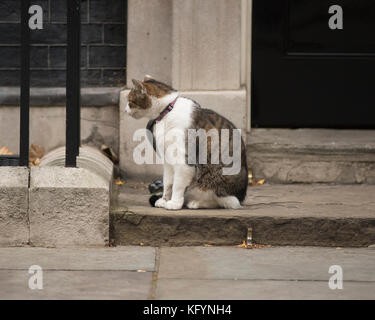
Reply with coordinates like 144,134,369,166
154,97,178,122
146,97,178,153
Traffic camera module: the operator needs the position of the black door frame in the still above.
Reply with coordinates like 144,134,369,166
251,0,375,129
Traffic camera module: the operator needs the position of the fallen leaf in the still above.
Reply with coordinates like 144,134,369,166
115,178,125,185
29,144,44,165
236,241,271,250
204,244,213,247
33,158,41,166
0,146,13,155
236,241,248,248
257,179,266,185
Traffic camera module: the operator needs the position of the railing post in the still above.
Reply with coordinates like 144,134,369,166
66,0,81,167
19,0,31,167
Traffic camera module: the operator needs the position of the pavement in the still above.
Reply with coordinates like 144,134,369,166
111,182,375,247
0,246,374,300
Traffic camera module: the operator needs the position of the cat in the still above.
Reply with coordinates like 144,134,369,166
126,75,248,210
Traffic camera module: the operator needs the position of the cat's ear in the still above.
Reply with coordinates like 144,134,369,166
132,79,144,91
144,74,153,81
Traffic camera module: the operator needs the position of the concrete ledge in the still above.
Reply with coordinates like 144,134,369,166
119,89,246,180
0,167,29,246
247,129,375,184
0,87,124,107
111,184,375,247
29,167,110,247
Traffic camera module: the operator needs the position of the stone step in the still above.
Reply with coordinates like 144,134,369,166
247,129,375,184
110,183,375,248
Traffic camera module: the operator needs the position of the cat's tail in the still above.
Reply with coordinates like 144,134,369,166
149,194,162,207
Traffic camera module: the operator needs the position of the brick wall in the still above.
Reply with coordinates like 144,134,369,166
0,0,127,87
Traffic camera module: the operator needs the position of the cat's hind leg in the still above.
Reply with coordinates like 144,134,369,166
216,196,242,209
184,188,219,209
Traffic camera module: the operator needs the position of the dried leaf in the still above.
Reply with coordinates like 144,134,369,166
33,158,41,166
204,244,213,247
29,144,44,164
236,241,271,250
0,146,13,155
257,179,265,185
236,241,248,248
115,178,125,185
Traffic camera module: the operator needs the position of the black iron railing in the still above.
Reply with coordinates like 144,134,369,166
0,0,81,168
66,0,81,167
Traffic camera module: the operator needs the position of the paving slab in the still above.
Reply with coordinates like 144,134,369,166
0,246,373,300
158,247,375,281
156,279,375,300
0,270,152,300
0,246,156,271
156,246,375,300
111,183,375,247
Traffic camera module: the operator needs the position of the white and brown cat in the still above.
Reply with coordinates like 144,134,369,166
126,76,248,210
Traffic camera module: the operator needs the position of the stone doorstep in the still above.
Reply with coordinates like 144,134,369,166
247,129,375,184
110,184,375,248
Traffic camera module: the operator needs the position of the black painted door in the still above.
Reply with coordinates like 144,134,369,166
252,0,375,128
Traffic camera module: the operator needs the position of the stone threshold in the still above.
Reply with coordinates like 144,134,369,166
0,86,125,106
247,129,375,184
110,183,375,248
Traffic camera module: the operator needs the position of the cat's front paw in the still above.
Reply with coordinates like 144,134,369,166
155,198,167,208
165,200,183,211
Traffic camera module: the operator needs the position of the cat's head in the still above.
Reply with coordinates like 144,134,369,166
126,75,178,119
